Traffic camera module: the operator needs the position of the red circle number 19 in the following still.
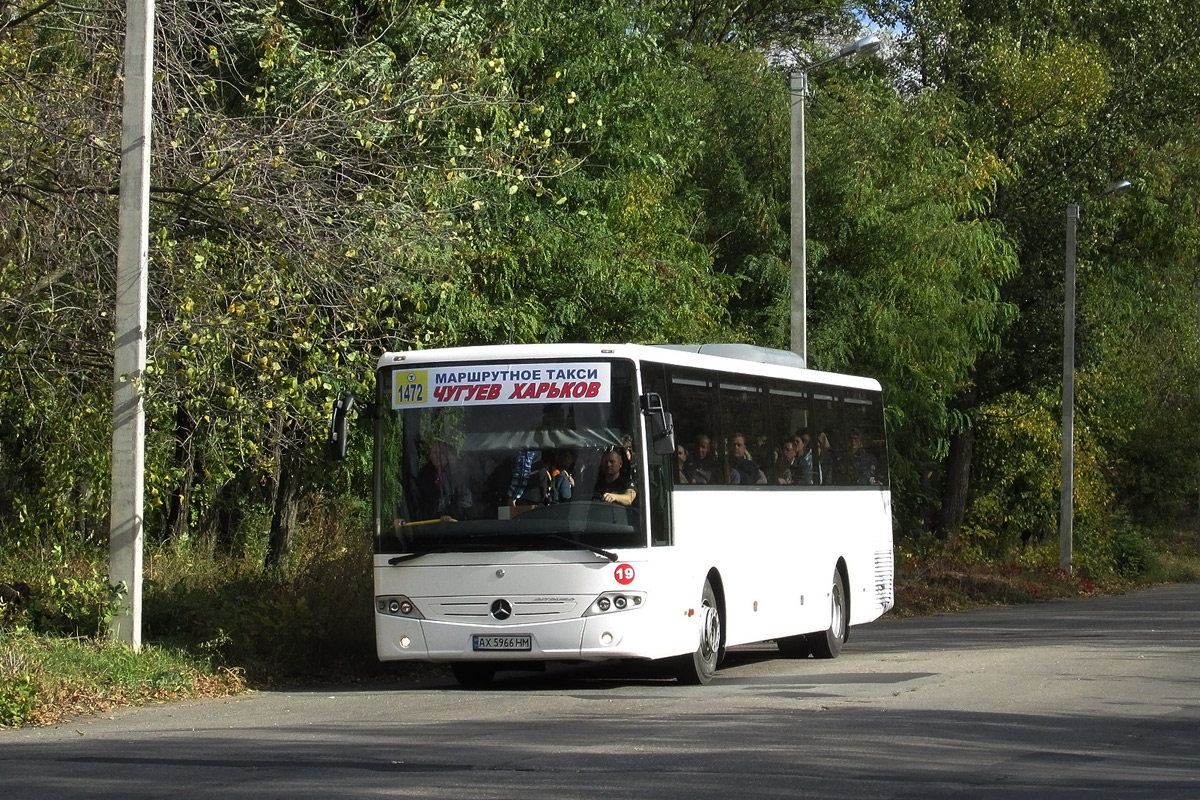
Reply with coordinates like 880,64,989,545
614,563,635,585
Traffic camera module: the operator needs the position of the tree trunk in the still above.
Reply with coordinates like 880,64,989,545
209,473,246,555
164,405,196,541
941,427,974,540
265,452,301,569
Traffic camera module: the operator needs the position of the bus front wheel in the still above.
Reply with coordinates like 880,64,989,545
807,569,847,659
674,580,721,685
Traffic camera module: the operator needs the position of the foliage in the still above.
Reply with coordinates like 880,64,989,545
859,0,1200,557
1,0,744,564
649,0,854,52
0,547,120,636
684,45,791,346
1080,137,1200,524
966,390,1061,559
403,0,739,346
140,493,377,680
0,674,37,726
1110,525,1154,579
1,0,1199,675
892,525,1200,618
804,82,1018,529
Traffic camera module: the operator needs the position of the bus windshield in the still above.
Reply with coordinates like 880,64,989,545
375,359,643,556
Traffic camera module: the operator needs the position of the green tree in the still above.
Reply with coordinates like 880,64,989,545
804,80,1017,532
864,0,1200,542
404,0,738,345
1,0,741,566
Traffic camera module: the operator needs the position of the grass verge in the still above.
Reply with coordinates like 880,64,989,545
0,630,244,727
894,525,1200,616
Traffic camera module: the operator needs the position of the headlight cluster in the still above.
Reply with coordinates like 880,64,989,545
376,595,424,618
585,591,645,616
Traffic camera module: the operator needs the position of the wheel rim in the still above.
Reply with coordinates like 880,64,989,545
700,603,720,662
831,579,845,641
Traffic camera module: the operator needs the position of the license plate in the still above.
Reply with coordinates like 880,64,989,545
472,634,532,651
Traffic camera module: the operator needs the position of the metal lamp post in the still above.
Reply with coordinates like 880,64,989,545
1059,179,1132,573
790,35,881,363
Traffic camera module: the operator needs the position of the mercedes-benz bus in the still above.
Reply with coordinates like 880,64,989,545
329,343,894,685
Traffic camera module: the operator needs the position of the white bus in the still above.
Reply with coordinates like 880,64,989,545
330,343,894,685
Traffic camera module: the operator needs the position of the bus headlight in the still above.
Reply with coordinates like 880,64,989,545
377,595,424,619
585,591,645,616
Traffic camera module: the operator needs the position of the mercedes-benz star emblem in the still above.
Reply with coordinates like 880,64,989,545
490,599,513,621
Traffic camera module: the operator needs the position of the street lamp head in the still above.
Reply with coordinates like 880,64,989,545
1103,179,1132,197
841,35,882,58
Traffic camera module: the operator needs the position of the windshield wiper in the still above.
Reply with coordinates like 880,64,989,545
548,535,618,561
388,550,438,565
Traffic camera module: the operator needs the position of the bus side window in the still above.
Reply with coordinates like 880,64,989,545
843,388,888,486
719,376,769,487
810,388,842,486
667,368,721,485
768,379,811,487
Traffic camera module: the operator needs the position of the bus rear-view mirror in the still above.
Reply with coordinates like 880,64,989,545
641,392,675,455
328,391,356,460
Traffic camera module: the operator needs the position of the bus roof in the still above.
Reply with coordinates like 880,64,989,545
376,343,882,391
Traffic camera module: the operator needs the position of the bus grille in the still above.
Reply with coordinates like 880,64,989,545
874,549,895,611
425,596,582,623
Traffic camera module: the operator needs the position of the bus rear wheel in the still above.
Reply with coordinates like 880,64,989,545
674,580,721,685
807,569,847,659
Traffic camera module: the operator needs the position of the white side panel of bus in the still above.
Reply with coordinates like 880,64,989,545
669,487,892,646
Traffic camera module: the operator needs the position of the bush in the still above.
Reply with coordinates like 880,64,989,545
141,492,377,681
966,391,1060,558
1,554,120,637
1110,526,1155,579
0,675,38,726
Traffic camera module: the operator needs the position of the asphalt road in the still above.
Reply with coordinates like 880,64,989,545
4,582,1199,799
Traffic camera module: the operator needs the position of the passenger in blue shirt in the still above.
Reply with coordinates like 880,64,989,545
848,431,877,485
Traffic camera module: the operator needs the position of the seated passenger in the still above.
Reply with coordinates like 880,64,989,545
848,430,878,485
674,444,693,484
508,448,558,506
593,448,637,506
402,438,472,525
546,449,575,503
729,433,766,485
814,431,834,485
793,428,815,486
690,435,721,485
774,437,798,485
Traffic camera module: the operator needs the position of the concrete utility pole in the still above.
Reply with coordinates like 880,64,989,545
1059,203,1079,573
1058,180,1131,574
109,0,155,650
789,36,880,364
789,69,808,364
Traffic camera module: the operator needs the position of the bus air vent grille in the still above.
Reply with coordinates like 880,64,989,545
874,549,895,610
